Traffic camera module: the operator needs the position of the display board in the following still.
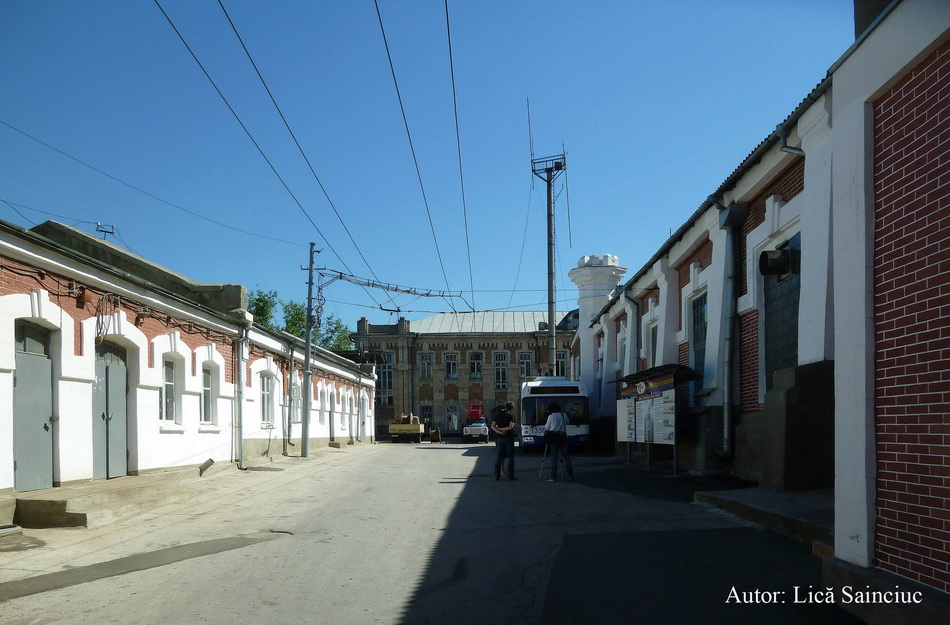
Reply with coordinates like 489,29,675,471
615,370,677,445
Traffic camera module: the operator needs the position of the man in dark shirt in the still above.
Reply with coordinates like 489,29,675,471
492,401,517,480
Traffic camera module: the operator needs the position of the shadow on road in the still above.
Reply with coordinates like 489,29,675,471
397,444,864,625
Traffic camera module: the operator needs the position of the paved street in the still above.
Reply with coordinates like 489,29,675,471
0,443,862,624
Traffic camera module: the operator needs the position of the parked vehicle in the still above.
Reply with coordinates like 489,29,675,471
462,417,489,443
389,414,424,443
518,376,589,450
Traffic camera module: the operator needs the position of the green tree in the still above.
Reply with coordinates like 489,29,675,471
247,289,281,332
282,300,307,339
318,314,354,351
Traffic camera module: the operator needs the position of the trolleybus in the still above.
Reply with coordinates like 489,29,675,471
518,376,589,450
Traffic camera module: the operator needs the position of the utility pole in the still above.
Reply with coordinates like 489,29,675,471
301,243,318,457
532,153,566,376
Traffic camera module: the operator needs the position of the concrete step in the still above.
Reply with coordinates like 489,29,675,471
12,468,207,529
14,490,195,529
694,487,834,547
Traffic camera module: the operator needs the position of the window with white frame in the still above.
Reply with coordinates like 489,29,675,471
161,358,180,424
469,351,483,379
616,317,627,367
556,351,567,377
290,382,302,423
377,352,393,405
445,353,458,379
518,352,533,378
260,373,275,424
494,352,508,389
419,352,433,380
201,364,216,424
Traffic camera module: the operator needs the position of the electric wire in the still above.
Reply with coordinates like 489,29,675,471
0,119,302,247
0,198,38,226
506,182,534,311
373,0,457,315
564,149,574,248
215,0,384,299
152,0,353,271
444,0,476,320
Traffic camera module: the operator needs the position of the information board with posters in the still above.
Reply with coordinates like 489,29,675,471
616,370,677,445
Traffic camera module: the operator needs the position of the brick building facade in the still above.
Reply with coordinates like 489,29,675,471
351,311,576,436
570,2,949,621
1,219,374,523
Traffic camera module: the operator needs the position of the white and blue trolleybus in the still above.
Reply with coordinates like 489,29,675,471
518,376,589,450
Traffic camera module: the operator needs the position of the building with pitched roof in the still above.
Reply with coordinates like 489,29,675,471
352,310,577,436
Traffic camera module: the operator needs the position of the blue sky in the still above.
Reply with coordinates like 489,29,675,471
1,0,855,329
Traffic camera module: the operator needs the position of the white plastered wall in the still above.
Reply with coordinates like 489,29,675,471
0,290,84,488
830,0,950,569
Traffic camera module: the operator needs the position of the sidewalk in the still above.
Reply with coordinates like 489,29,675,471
0,445,366,591
576,458,834,548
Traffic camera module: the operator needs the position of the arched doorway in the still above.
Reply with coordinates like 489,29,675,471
92,341,128,479
13,321,53,491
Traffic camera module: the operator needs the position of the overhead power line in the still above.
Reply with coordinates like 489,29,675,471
215,0,384,292
444,0,476,318
0,120,303,247
373,0,457,314
152,0,353,270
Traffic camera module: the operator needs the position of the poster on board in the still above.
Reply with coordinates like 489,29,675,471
616,395,637,443
615,371,677,445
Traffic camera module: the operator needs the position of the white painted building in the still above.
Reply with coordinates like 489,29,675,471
571,1,950,621
1,219,375,524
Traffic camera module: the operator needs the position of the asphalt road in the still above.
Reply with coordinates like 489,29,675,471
0,442,862,625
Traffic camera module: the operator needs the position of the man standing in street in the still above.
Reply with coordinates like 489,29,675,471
492,401,517,480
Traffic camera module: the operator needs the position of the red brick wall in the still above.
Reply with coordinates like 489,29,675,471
873,41,950,593
677,236,713,331
739,309,763,413
0,253,237,383
738,158,805,297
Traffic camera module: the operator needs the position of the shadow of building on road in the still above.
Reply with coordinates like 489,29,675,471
396,445,863,625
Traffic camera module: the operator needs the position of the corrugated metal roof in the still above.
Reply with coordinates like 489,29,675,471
410,311,570,334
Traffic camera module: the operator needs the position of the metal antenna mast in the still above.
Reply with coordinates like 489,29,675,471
531,153,566,376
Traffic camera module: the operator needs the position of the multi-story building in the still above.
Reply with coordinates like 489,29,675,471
570,1,950,621
352,311,577,435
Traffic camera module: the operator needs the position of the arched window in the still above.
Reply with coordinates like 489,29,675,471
260,372,276,425
201,363,219,425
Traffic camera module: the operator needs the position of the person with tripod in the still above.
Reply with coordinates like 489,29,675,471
543,402,574,482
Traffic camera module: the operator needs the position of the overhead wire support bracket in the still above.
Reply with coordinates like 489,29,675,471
315,268,464,300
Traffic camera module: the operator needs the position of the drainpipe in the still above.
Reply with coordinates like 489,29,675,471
775,123,805,157
717,201,749,457
623,288,640,375
283,341,295,456
622,289,640,464
233,311,251,470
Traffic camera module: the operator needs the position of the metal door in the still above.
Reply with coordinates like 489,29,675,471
13,327,53,492
93,344,128,479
